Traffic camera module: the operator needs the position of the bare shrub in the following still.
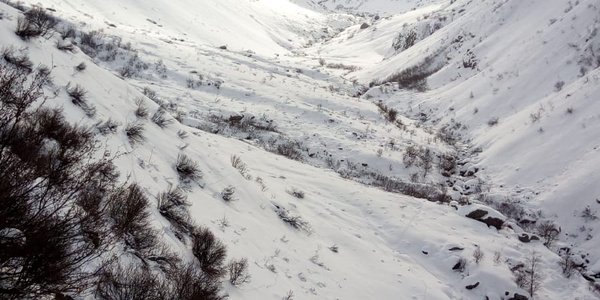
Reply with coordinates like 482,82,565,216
157,187,193,238
191,227,227,280
151,108,173,128
15,7,58,40
287,187,305,199
134,97,149,119
67,83,96,117
0,63,115,298
487,117,499,126
75,62,86,72
276,140,304,161
473,246,484,264
2,47,34,72
228,258,251,286
125,122,145,144
230,155,248,176
452,257,467,273
96,263,168,300
56,39,76,52
96,118,120,135
559,253,576,278
168,262,226,300
221,185,236,202
108,184,157,253
176,154,202,182
536,220,560,247
273,204,311,232
514,252,542,298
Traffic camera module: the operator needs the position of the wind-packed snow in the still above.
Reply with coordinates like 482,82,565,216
3,0,600,299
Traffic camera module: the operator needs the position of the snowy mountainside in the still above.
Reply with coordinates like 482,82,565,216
293,0,446,15
1,0,599,299
314,0,600,281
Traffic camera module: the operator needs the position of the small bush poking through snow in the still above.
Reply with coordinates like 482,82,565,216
228,258,251,286
2,47,34,72
191,227,227,280
287,187,305,199
473,246,484,264
151,108,173,128
15,6,58,40
67,83,96,117
96,118,120,135
134,97,149,119
108,184,157,253
176,154,202,182
157,186,193,238
273,204,311,233
74,62,86,72
536,220,560,247
125,122,146,144
452,257,467,273
221,185,236,202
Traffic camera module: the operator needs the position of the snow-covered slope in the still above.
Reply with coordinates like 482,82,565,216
29,0,326,55
2,0,600,299
315,0,600,279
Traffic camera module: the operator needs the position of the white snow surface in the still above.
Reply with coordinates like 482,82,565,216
2,0,600,299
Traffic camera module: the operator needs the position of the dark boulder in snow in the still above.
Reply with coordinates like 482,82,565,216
465,208,505,230
465,282,479,290
518,233,540,243
360,23,370,29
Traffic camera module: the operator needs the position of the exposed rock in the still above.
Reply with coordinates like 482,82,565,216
466,209,488,219
360,23,370,29
465,282,479,290
518,233,540,243
449,246,464,251
466,209,504,230
509,293,528,300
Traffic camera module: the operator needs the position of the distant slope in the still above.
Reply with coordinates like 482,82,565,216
316,0,600,276
293,0,447,14
28,0,326,55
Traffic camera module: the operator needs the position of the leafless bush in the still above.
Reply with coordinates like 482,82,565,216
0,63,115,298
487,117,499,126
326,63,359,71
230,155,248,175
287,187,305,199
157,186,193,238
125,122,145,144
134,97,149,119
191,227,227,280
536,220,560,247
56,39,76,52
75,62,86,72
96,263,168,300
96,118,120,135
168,262,226,300
581,206,598,221
273,204,311,233
473,246,484,264
276,140,304,161
119,54,149,78
67,83,96,117
514,252,542,298
15,7,58,40
452,257,467,273
176,154,202,182
2,47,34,72
108,184,157,254
151,108,173,128
559,253,576,278
228,258,251,286
283,290,295,300
221,185,236,202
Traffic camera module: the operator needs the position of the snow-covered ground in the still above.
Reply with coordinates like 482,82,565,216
2,0,600,299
